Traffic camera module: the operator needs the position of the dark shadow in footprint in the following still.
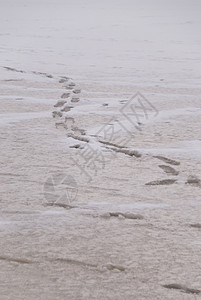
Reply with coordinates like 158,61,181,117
71,96,80,103
55,122,67,130
65,83,76,89
52,111,63,118
146,179,177,186
162,283,201,295
101,212,143,220
189,223,201,229
44,202,76,209
0,256,32,264
54,100,67,107
111,148,142,158
67,133,89,143
59,77,69,83
159,165,179,176
32,71,53,78
4,79,23,82
61,93,71,99
61,105,73,112
73,89,81,94
154,156,180,166
3,66,25,73
69,144,81,149
99,140,128,149
185,175,201,187
54,258,97,268
105,264,125,271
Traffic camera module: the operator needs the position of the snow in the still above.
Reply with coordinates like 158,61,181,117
0,1,201,299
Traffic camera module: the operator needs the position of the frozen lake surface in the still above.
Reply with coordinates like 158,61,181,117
0,1,201,299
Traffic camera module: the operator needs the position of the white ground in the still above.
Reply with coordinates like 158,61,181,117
0,1,201,299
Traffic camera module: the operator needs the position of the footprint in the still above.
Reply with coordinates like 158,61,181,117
189,223,201,229
59,78,67,83
52,111,63,118
119,100,128,104
45,202,76,209
65,116,75,123
61,105,73,112
4,66,25,73
111,148,142,158
32,71,53,78
4,79,23,82
185,175,201,187
64,117,75,130
65,82,76,89
99,140,128,149
105,264,125,272
162,283,200,295
55,122,67,130
158,165,179,176
71,96,80,103
54,258,97,268
72,126,86,136
153,156,180,166
0,256,32,264
101,212,143,220
59,76,69,83
146,179,177,186
69,144,81,149
61,92,71,99
73,88,81,94
67,133,89,143
54,100,67,107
